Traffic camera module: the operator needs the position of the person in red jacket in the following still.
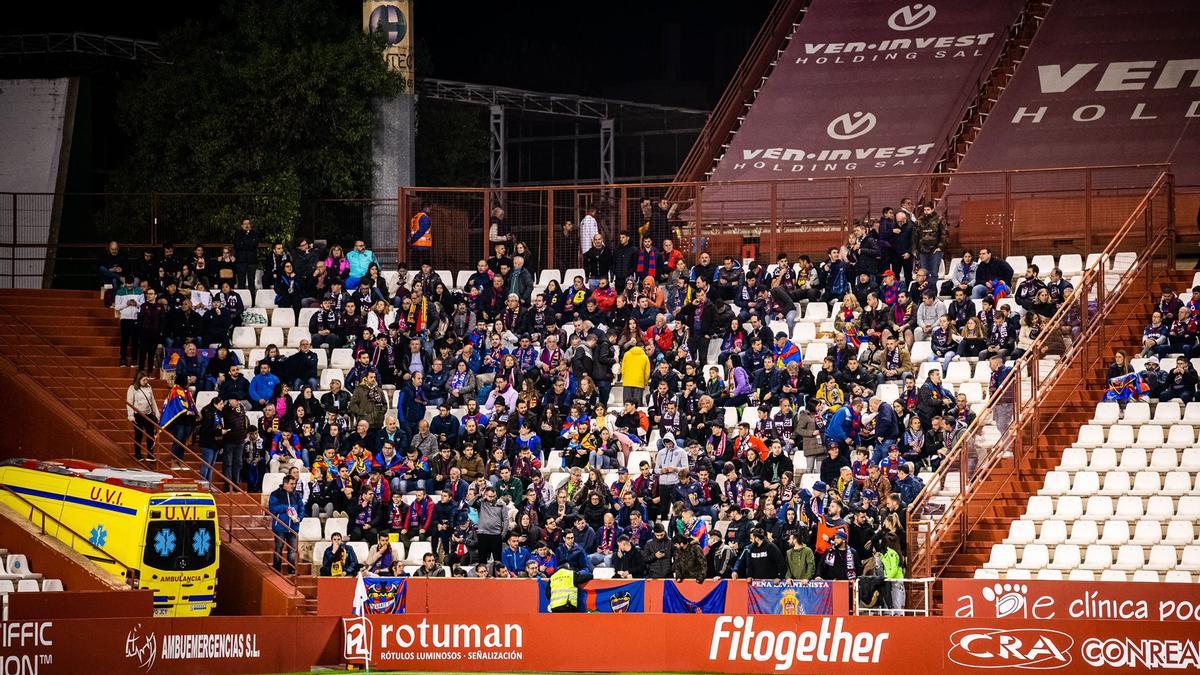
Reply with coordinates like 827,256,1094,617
402,487,435,548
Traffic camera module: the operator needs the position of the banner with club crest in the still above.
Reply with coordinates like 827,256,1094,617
536,580,645,613
747,579,836,615
352,576,408,614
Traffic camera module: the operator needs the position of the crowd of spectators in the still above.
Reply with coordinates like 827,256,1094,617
103,200,1052,594
1107,285,1200,404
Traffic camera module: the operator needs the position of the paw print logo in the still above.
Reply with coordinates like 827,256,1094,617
981,582,1028,618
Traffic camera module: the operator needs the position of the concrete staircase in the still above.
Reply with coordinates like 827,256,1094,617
0,288,317,614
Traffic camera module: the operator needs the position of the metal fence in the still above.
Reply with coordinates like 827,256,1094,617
0,163,1182,289
904,170,1177,579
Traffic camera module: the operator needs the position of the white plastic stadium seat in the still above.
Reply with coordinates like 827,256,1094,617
1145,496,1176,521
1147,540,1176,566
984,544,1017,570
1075,425,1104,449
1016,543,1049,570
1039,471,1070,496
1167,425,1196,448
1122,402,1151,425
258,327,285,348
1105,424,1134,448
1146,448,1176,472
1113,544,1146,571
1099,520,1130,546
1081,496,1113,521
1081,545,1112,570
1004,520,1036,545
1024,495,1054,520
1152,401,1182,425
1091,401,1120,425
1048,544,1080,570
271,307,296,328
1089,447,1118,472
1038,520,1067,546
1067,520,1098,545
1117,447,1147,472
254,289,276,309
231,327,257,350
1181,546,1200,572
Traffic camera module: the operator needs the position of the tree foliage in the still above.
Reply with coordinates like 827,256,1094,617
109,0,403,243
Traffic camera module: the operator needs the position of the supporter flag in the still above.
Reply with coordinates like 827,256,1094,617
536,580,645,613
747,579,835,615
1104,372,1149,404
353,576,408,614
158,384,195,429
662,580,727,614
991,279,1010,300
843,324,862,350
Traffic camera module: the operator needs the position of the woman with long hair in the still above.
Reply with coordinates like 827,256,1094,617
324,244,350,281
126,370,159,462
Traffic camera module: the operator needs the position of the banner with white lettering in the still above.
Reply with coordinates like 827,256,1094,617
341,613,1200,673
708,0,1022,183
956,0,1200,185
944,578,1200,622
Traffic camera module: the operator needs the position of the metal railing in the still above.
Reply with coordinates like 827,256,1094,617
0,303,308,603
0,163,1174,290
0,484,138,587
905,170,1176,578
853,577,934,617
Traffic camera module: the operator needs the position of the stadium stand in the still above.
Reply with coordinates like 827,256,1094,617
77,201,1152,586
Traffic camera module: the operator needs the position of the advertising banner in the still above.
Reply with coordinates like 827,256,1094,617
317,577,851,616
747,579,836,615
535,579,645,613
956,0,1200,185
362,0,414,91
709,0,1022,182
340,612,1200,673
944,578,1200,622
0,615,340,675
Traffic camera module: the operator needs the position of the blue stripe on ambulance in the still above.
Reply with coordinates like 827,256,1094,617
1,483,138,515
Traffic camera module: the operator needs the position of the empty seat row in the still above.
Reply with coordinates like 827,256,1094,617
0,579,61,593
1024,495,1200,522
975,568,1193,583
1058,446,1200,473
1075,423,1197,449
1005,518,1195,547
1039,469,1197,497
985,542,1200,572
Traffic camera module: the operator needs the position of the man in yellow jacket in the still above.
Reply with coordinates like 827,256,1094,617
620,345,650,405
545,562,594,613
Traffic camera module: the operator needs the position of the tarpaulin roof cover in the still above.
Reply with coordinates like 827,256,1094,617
709,0,1022,182
956,0,1200,186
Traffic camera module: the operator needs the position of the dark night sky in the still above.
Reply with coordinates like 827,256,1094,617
4,1,771,110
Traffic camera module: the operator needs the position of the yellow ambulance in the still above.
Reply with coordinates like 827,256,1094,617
0,458,220,617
